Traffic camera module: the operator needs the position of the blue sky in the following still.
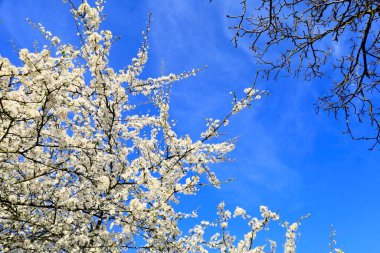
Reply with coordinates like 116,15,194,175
1,1,379,252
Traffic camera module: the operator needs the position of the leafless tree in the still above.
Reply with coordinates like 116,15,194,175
227,0,380,149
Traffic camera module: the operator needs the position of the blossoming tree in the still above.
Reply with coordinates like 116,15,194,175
0,1,342,252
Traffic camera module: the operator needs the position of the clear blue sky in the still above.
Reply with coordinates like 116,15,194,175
0,1,379,252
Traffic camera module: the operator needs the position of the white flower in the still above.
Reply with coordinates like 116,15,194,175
96,175,110,191
9,194,17,202
289,222,298,231
218,202,225,210
51,36,61,45
19,48,29,60
234,206,246,217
